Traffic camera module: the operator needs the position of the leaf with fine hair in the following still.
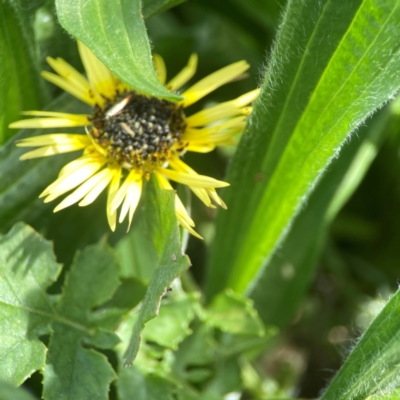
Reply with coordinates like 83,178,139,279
250,103,394,328
55,0,181,101
207,0,400,299
320,289,400,400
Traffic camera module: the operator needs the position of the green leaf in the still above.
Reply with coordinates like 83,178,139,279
207,0,400,298
320,289,400,400
142,0,186,19
369,390,400,399
250,105,393,328
142,293,199,349
206,290,264,336
0,379,37,400
43,242,119,399
122,179,190,365
0,223,61,385
0,221,120,397
117,365,176,400
114,223,159,284
55,0,181,101
0,1,44,144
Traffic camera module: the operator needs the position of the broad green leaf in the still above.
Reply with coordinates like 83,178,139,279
122,179,190,365
117,365,175,400
142,293,199,349
250,105,393,328
43,243,119,400
320,289,400,400
0,1,44,144
0,221,120,396
55,0,181,101
206,290,264,336
0,223,61,385
207,0,400,298
0,379,37,400
142,0,186,19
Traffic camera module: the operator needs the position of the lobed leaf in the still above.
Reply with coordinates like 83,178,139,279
0,223,61,385
43,243,119,400
55,0,181,101
207,0,400,298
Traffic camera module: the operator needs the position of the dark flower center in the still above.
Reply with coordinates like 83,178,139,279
90,91,187,169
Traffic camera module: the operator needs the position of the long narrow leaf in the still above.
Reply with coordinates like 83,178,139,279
207,0,400,299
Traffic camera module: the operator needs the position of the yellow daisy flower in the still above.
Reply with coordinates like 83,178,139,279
10,42,259,238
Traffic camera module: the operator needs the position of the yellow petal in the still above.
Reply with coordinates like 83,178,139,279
161,168,229,188
186,89,258,127
185,144,215,153
54,168,111,211
167,53,198,92
17,134,90,147
119,177,142,228
47,56,91,92
181,61,250,107
42,159,104,202
111,170,142,212
41,71,95,105
21,111,90,121
77,41,116,99
190,187,214,208
20,143,87,160
10,117,90,129
207,188,227,209
79,168,116,206
183,116,246,141
107,168,122,231
153,54,167,85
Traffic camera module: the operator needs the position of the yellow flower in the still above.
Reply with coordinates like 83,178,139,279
10,42,259,238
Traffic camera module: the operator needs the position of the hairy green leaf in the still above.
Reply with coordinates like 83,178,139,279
0,223,61,385
43,243,119,399
55,0,181,101
321,289,400,399
250,105,393,328
0,1,44,144
207,0,400,298
122,179,190,365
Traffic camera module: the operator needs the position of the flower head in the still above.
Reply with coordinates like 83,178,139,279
10,42,259,238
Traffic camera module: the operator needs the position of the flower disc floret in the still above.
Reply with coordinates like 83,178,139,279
91,91,187,169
